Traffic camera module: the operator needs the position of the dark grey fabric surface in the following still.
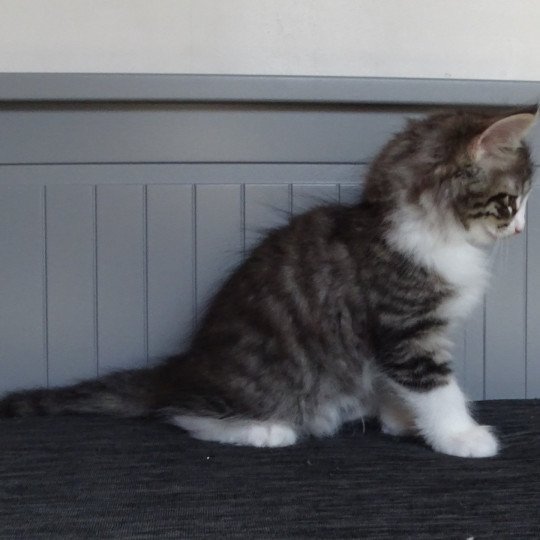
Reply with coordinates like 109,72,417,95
0,400,538,539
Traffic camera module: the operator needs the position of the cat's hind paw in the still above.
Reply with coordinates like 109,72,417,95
381,420,414,437
431,425,499,458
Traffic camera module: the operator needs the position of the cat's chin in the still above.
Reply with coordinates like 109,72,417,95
467,234,496,248
466,225,499,246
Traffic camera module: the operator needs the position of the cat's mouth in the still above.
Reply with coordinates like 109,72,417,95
487,224,520,240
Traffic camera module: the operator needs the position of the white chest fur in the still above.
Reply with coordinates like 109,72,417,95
427,242,488,320
388,210,489,321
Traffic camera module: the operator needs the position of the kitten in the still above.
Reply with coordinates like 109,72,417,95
0,110,535,458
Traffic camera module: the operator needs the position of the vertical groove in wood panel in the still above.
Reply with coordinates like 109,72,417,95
241,183,246,259
192,184,198,328
42,186,49,387
143,184,149,365
93,185,99,376
288,184,293,216
147,184,195,361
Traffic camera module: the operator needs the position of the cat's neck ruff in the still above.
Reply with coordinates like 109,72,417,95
386,205,489,319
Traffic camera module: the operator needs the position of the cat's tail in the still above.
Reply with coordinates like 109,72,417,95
0,368,158,419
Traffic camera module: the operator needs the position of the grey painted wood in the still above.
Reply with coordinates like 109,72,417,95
0,107,413,165
147,184,195,361
485,233,528,399
339,184,363,205
451,326,467,394
46,185,97,385
0,76,539,398
463,301,486,400
96,185,147,374
4,103,536,167
292,184,340,214
195,184,243,318
526,184,540,398
244,184,291,252
2,74,540,106
0,173,536,398
0,185,47,392
0,164,367,186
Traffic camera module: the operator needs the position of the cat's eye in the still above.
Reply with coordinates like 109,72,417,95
496,194,518,219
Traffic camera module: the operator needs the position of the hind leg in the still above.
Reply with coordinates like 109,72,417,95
170,415,298,447
378,392,416,437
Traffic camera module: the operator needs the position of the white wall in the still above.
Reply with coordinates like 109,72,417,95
1,0,539,80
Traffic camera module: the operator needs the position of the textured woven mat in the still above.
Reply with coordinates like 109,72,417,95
0,400,539,539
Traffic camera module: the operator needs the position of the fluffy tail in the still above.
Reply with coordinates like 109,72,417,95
0,368,157,419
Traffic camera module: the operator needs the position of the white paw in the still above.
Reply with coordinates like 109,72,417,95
431,425,499,458
171,415,298,447
247,424,298,447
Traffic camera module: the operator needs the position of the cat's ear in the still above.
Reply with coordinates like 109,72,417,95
470,112,536,161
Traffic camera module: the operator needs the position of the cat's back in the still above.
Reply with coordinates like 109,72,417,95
227,202,371,296
250,201,373,266
193,202,373,345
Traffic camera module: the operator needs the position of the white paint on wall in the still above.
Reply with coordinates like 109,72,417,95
0,0,539,80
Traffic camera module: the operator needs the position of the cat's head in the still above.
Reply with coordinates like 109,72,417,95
365,110,537,245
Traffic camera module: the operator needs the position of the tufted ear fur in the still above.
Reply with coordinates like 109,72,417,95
470,112,536,161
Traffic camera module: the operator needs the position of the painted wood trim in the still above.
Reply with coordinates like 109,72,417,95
1,73,540,106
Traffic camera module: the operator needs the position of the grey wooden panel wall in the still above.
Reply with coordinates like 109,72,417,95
1,81,539,400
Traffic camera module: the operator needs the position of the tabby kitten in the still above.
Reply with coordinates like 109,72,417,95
1,110,535,458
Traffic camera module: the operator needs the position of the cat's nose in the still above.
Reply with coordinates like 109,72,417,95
515,223,524,234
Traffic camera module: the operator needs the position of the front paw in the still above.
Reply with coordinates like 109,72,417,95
430,425,499,458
